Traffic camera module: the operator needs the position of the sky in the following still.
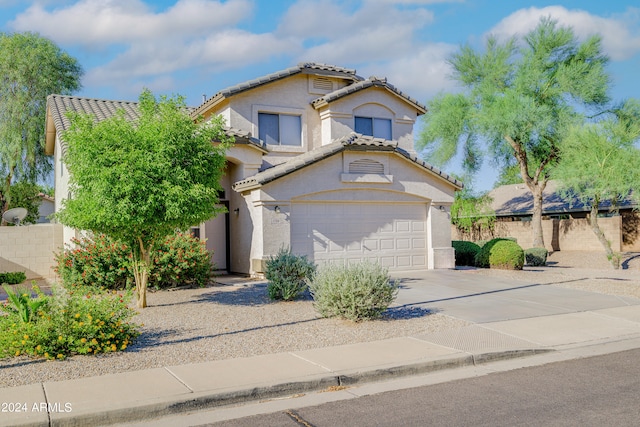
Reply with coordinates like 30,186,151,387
1,0,639,191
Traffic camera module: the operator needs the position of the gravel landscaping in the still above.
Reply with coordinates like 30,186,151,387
0,250,638,388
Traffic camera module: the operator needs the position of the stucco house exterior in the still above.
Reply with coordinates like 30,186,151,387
45,62,462,276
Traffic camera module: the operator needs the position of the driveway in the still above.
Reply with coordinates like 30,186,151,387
391,269,640,323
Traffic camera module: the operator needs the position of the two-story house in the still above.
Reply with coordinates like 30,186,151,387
45,63,462,277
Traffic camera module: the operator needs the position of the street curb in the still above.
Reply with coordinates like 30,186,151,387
32,349,550,427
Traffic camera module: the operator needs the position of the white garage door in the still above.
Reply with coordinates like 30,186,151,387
290,202,428,271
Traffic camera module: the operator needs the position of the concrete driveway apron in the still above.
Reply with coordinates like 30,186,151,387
390,269,640,323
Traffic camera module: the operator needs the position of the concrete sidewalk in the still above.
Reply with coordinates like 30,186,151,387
1,271,639,427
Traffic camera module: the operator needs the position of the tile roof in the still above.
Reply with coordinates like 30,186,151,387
45,95,141,155
489,180,637,216
47,94,140,132
192,62,362,117
232,133,463,192
311,77,427,114
45,94,263,155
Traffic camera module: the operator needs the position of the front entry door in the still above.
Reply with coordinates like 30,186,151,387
204,202,230,272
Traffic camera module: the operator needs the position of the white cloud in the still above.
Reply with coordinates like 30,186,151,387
85,30,298,94
10,0,251,46
280,0,433,64
488,6,640,61
368,42,459,102
9,0,300,98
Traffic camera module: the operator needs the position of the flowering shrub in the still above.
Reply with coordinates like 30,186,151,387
56,233,213,290
0,284,139,360
2,284,47,323
151,232,212,289
55,234,132,290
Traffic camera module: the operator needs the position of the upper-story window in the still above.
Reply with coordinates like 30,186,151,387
355,116,392,140
259,113,302,146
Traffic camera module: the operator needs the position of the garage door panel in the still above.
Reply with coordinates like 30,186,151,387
291,202,429,271
363,239,378,251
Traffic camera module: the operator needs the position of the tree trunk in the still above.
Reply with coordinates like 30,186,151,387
132,238,151,308
529,183,546,248
504,135,550,249
588,202,618,269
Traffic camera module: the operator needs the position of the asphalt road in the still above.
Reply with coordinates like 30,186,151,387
206,348,640,427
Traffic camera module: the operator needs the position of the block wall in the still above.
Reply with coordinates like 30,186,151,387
0,224,63,281
452,216,623,252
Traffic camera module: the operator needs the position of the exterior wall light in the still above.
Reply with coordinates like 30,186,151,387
274,206,281,213
233,208,240,215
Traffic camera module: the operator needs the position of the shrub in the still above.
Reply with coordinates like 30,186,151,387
525,248,548,266
475,238,524,270
151,232,213,289
265,248,316,301
308,261,398,321
0,272,27,285
0,284,139,360
2,284,47,323
56,234,132,291
56,233,213,290
452,241,481,266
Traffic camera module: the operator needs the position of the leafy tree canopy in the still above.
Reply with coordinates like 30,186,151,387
0,32,82,216
7,181,42,225
418,18,612,247
57,89,231,307
552,99,640,267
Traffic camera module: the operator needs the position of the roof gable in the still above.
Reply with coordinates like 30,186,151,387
233,133,463,192
311,77,427,114
192,62,362,117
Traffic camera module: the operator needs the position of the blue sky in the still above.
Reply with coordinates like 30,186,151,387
2,0,639,191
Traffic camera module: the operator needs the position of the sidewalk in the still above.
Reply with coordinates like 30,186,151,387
1,268,639,427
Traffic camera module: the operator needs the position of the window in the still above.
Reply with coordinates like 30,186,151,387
355,116,392,139
259,113,301,146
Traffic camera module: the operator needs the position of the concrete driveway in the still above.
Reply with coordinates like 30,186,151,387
391,269,640,323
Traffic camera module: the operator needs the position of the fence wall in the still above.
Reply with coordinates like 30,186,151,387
0,224,63,281
452,216,623,252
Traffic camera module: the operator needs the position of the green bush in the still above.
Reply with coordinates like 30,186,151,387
55,234,132,290
308,261,398,321
0,284,139,360
265,248,316,301
151,232,213,289
2,284,46,323
56,233,213,290
452,241,481,266
525,248,548,266
475,238,524,270
0,272,27,285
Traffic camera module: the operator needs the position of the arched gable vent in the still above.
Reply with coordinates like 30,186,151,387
349,159,384,174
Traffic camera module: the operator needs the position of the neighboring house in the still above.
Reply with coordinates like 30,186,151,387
45,62,462,276
482,181,639,251
37,193,55,223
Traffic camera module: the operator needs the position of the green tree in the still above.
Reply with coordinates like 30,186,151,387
418,18,611,248
57,89,231,308
0,32,82,218
553,101,640,268
451,191,495,241
7,181,41,225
